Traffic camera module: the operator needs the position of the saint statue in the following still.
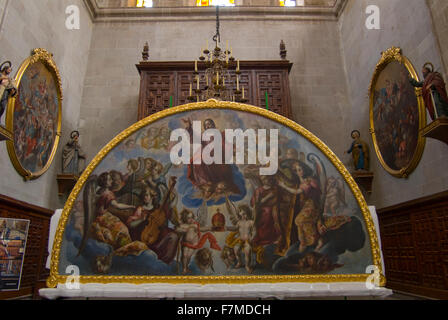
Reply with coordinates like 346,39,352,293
346,130,369,172
410,62,448,120
62,130,86,176
0,61,17,124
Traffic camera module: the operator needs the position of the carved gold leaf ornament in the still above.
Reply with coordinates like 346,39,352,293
368,47,426,178
5,48,63,180
47,100,385,288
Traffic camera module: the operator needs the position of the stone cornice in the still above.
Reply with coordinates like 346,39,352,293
83,0,347,23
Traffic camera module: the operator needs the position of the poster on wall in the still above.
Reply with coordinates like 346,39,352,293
47,101,384,287
5,48,62,181
369,47,426,178
0,218,30,291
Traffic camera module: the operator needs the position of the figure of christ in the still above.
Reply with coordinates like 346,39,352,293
182,118,240,198
251,175,282,248
176,209,222,275
225,204,255,273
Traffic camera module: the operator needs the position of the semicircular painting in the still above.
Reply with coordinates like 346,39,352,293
50,102,382,285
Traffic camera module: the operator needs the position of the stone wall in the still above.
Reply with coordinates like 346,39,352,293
0,0,93,210
78,18,351,168
339,0,448,208
427,0,448,77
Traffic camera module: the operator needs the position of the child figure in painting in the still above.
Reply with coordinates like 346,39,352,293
176,209,221,275
225,200,256,273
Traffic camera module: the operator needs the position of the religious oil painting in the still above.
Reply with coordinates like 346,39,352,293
0,218,30,291
49,102,382,286
6,49,62,180
369,47,426,178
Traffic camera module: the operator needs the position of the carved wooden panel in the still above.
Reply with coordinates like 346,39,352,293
0,195,52,299
138,72,174,119
136,61,293,121
177,71,197,106
378,191,448,299
255,71,289,117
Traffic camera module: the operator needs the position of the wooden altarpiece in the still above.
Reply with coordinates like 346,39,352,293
136,60,293,120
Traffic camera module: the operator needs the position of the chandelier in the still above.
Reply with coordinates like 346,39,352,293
187,6,247,103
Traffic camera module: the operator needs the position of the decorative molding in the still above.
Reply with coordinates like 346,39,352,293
83,0,347,23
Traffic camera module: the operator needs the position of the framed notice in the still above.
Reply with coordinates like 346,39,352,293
0,218,30,291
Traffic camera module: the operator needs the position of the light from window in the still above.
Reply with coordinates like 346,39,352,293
280,0,296,6
136,0,153,7
197,0,235,6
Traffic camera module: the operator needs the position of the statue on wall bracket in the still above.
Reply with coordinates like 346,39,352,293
57,130,86,197
346,130,373,195
0,61,17,141
410,62,448,145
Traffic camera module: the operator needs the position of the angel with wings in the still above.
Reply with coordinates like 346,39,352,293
278,154,351,254
224,197,255,273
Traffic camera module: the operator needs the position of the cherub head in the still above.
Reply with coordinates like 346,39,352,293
195,248,214,273
152,162,163,177
144,158,154,171
127,159,139,173
238,205,252,221
201,183,215,199
221,246,237,266
215,182,227,195
159,127,170,137
180,209,195,224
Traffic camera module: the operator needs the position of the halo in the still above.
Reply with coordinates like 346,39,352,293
423,62,434,73
0,61,11,71
70,130,80,139
351,130,361,137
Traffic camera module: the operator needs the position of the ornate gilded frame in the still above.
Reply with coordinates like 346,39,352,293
5,48,63,180
369,47,426,178
47,100,385,288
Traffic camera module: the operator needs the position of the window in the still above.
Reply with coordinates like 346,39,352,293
279,0,296,6
136,0,153,7
196,0,235,7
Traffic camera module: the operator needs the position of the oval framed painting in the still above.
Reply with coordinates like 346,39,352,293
5,48,62,180
369,47,426,178
46,100,384,288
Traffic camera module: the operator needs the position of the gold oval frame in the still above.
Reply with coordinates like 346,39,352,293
369,47,426,178
5,48,63,181
47,100,385,288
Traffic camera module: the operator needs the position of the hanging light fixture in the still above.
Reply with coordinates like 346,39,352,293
188,6,247,103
